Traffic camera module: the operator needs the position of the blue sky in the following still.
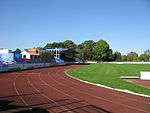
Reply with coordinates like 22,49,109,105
0,0,150,55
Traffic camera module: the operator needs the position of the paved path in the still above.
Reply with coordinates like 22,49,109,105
0,65,150,113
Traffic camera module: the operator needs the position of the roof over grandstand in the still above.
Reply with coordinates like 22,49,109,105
45,48,68,51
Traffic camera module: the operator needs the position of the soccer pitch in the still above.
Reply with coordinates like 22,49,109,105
67,64,150,96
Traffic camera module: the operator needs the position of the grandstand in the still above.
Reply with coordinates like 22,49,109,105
45,48,71,63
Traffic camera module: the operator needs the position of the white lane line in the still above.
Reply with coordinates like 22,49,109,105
39,71,79,101
13,74,32,111
58,70,150,105
48,69,150,113
27,72,67,111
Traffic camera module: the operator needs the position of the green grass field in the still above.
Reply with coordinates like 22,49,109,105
67,64,150,96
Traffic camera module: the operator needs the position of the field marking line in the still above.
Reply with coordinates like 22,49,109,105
58,70,150,105
13,74,33,111
27,71,68,111
65,70,150,98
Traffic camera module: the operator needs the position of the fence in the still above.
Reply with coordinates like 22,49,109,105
0,63,62,72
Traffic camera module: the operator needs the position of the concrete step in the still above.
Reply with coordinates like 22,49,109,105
120,76,140,79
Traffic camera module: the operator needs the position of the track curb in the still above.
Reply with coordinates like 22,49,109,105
65,70,150,98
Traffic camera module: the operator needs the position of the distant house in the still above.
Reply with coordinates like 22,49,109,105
21,50,40,59
26,48,46,54
0,48,12,53
25,48,40,54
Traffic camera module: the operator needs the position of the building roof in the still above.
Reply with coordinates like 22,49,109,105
28,52,39,55
46,48,68,51
21,50,39,56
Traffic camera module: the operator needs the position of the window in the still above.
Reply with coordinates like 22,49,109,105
36,50,38,54
31,55,33,59
23,55,26,59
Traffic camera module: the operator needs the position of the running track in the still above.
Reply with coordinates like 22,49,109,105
0,65,150,113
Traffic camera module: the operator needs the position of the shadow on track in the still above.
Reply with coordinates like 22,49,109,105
0,100,49,113
0,98,112,113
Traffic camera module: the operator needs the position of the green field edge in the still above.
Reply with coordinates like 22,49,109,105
66,64,150,96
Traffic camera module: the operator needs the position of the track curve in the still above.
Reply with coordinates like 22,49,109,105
0,65,150,113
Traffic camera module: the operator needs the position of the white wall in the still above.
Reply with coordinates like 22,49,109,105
140,72,150,80
0,62,69,72
107,62,150,64
21,51,31,59
0,49,12,53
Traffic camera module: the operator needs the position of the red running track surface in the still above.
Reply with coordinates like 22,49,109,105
0,65,150,113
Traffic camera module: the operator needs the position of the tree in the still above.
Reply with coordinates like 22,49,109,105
121,55,127,61
13,48,21,54
63,40,77,58
77,40,95,61
94,39,110,61
108,49,115,61
139,54,149,62
138,50,150,62
114,51,122,61
44,42,65,48
76,44,84,60
63,40,77,49
40,52,53,62
144,50,150,61
127,52,138,62
44,43,52,48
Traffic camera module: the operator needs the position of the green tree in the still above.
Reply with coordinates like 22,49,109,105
94,39,110,61
77,40,95,61
139,54,149,61
64,40,77,49
108,49,115,61
138,50,150,62
63,40,77,58
114,51,122,61
13,48,21,54
40,52,53,62
144,50,150,61
76,44,84,60
127,52,138,62
44,42,65,48
121,55,127,61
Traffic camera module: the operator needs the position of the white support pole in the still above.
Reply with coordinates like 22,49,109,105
58,50,60,59
56,48,58,58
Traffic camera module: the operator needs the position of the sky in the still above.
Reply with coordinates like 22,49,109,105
0,0,150,55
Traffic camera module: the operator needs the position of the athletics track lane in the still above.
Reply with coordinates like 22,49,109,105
0,65,150,113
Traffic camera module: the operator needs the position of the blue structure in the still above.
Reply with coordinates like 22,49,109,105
0,53,16,64
14,53,22,60
54,58,64,63
46,48,68,63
